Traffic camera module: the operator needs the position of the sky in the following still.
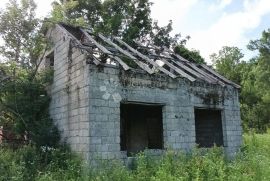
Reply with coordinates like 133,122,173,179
1,0,270,64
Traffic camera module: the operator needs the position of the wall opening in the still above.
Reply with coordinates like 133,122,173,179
45,51,54,68
120,103,163,156
195,108,223,148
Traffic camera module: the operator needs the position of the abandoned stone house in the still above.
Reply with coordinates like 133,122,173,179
43,23,242,162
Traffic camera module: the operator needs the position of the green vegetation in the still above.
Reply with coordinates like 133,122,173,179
0,0,58,147
211,30,270,132
0,133,269,181
0,0,270,180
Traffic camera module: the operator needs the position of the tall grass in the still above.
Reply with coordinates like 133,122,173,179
1,133,270,181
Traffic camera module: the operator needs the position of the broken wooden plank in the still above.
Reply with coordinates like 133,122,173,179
170,59,206,79
81,29,111,54
162,46,189,62
200,64,241,88
80,29,130,70
114,37,177,78
112,56,130,70
92,56,101,65
184,62,226,87
150,45,220,84
160,59,196,81
135,42,204,80
158,46,223,84
98,34,154,74
133,41,196,81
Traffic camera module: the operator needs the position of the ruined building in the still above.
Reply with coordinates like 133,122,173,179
44,23,242,163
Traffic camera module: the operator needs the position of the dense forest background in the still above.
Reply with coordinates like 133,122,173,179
0,0,269,148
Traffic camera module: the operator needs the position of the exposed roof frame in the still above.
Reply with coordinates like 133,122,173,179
200,64,241,88
98,34,154,74
80,29,130,70
133,41,196,81
162,46,230,87
114,37,177,79
54,23,240,88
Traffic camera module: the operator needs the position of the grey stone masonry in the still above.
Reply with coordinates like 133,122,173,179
87,66,242,162
48,26,90,160
46,25,242,164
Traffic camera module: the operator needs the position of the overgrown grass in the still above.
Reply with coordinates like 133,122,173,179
1,133,270,181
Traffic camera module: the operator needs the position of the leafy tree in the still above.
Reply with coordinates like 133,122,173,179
211,36,270,132
210,46,244,84
0,0,46,68
49,0,190,49
0,0,59,147
0,64,59,147
245,29,270,132
49,0,86,27
174,45,205,64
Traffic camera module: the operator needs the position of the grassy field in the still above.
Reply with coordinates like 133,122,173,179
0,133,270,181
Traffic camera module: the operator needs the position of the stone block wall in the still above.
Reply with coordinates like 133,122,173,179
49,27,90,161
87,65,242,162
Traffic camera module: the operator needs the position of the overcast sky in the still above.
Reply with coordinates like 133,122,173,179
1,0,270,64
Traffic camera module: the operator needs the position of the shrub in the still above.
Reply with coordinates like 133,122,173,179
1,133,270,181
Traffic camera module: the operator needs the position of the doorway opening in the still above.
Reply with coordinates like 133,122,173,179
120,103,163,156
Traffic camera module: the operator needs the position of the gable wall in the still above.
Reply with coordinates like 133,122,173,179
49,26,91,161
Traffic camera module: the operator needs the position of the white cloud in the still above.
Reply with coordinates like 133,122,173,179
151,0,198,26
186,0,270,63
209,0,232,11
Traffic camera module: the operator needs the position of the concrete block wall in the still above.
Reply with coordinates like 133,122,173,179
49,26,90,160
87,65,242,162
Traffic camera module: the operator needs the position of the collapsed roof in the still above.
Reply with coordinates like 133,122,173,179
55,23,240,89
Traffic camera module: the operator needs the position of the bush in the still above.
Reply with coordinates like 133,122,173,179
1,133,270,181
0,64,60,148
0,145,82,181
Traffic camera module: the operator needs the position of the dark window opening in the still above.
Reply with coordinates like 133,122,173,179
120,103,163,156
45,51,54,68
195,108,223,148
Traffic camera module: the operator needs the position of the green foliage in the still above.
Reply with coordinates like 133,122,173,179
211,32,270,132
0,0,59,147
174,45,205,64
211,46,244,84
49,0,192,50
0,0,46,67
0,145,82,181
0,63,60,147
49,0,86,27
1,133,270,181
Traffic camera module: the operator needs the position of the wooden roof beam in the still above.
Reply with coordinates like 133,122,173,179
133,41,196,81
160,59,196,81
160,46,227,85
98,34,154,74
200,64,241,88
80,29,130,71
114,37,177,79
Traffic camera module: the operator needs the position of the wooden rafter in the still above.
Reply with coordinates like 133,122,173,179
133,41,195,81
200,64,241,88
114,37,177,79
98,34,154,74
80,29,130,71
160,46,229,86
